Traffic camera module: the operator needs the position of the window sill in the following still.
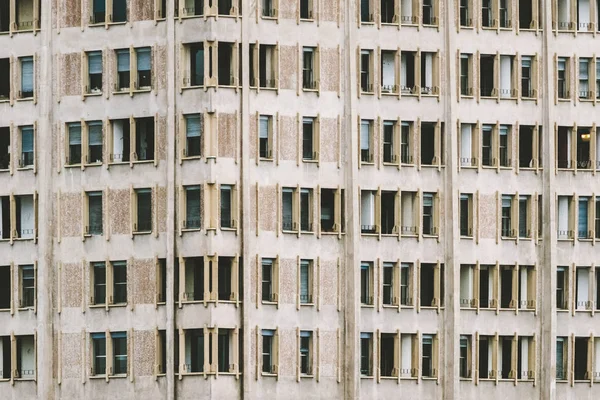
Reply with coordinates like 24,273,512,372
381,91,399,96
574,309,594,313
300,374,314,379
557,98,571,102
420,306,444,310
89,375,107,379
302,88,319,93
13,238,34,242
556,309,569,313
84,162,102,168
578,238,594,242
401,234,418,238
460,95,475,99
182,156,202,161
220,227,237,232
321,231,345,236
501,236,517,241
399,376,418,380
181,228,202,233
460,235,473,239
460,377,473,381
13,377,36,381
422,376,438,381
360,161,375,166
112,90,130,95
300,18,315,22
133,88,152,93
360,375,375,379
261,300,278,306
381,22,400,27
133,231,152,236
217,85,241,90
255,86,278,91
84,92,103,97
302,159,319,164
421,164,444,168
574,380,593,383
382,162,400,167
361,232,379,236
65,164,83,168
401,23,418,27
460,25,474,30
260,16,279,21
109,374,128,379
360,90,375,95
132,160,155,165
259,157,274,162
108,161,130,166
556,379,569,383
17,306,34,311
360,21,376,25
380,375,399,380
16,166,34,171
300,302,315,307
182,85,205,91
422,234,440,239
361,304,375,308
16,98,34,102
282,230,299,234
261,372,278,377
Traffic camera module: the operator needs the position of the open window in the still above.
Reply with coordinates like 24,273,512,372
460,336,472,378
299,331,313,376
14,194,35,240
133,188,152,233
360,49,374,93
261,329,278,375
576,0,593,31
360,189,377,234
379,332,398,377
557,57,570,99
401,121,414,164
90,0,127,24
85,191,103,236
400,51,417,94
480,54,496,97
518,195,531,238
401,191,418,236
217,42,238,87
18,125,34,169
518,265,536,310
299,259,314,304
499,55,517,98
250,43,278,89
181,257,204,302
478,265,496,308
0,127,9,171
578,196,593,239
579,58,592,100
574,336,591,380
422,0,437,25
518,124,540,169
481,0,494,27
360,332,373,376
302,47,318,90
556,266,569,310
518,0,539,29
0,265,10,311
420,121,442,166
360,262,374,305
11,0,40,32
575,266,592,310
420,52,439,95
320,187,345,234
261,258,279,303
399,333,419,377
576,127,593,170
498,335,515,379
459,53,474,96
217,0,239,16
499,265,516,309
182,43,204,88
220,184,238,229
302,116,319,161
460,193,473,237
460,0,472,26
477,335,495,378
382,120,399,164
498,0,511,27
261,0,277,18
156,258,166,305
179,0,204,17
360,0,375,22
0,58,9,101
420,263,443,307
360,119,374,163
300,0,314,19
557,195,575,239
381,190,398,235
460,264,475,307
459,123,478,167
109,119,130,163
181,328,204,373
217,256,239,302
18,264,35,309
86,51,103,95
381,50,399,94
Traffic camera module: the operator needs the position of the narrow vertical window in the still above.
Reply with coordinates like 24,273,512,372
20,57,34,99
87,51,103,94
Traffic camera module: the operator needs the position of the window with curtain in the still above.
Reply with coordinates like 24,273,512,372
88,121,103,164
20,57,34,98
579,198,589,238
20,126,34,167
579,59,590,99
135,117,155,161
259,115,271,158
68,123,82,165
136,47,152,89
185,115,201,157
88,51,103,93
88,192,103,235
117,50,130,90
360,120,371,162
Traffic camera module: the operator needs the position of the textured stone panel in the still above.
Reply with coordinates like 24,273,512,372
156,115,167,162
278,0,296,20
279,46,297,91
249,113,257,160
480,194,497,239
278,329,295,377
156,45,168,92
61,192,82,238
133,258,156,305
321,1,339,22
321,259,338,306
259,185,277,232
61,53,81,97
62,262,82,308
134,330,155,377
279,258,296,305
279,115,297,161
157,186,167,234
321,48,339,93
62,333,82,379
218,113,237,159
131,0,154,21
62,0,81,27
109,189,130,235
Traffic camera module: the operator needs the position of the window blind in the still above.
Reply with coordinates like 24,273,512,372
360,122,370,150
21,127,34,152
117,50,130,72
69,124,82,145
88,52,103,74
21,57,34,93
88,122,103,145
186,115,201,138
137,48,151,71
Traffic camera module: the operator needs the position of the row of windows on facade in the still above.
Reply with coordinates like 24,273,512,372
459,53,600,103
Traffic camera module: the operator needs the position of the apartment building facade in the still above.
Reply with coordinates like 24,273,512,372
0,0,598,399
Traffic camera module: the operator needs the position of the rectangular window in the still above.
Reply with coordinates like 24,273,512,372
481,125,493,166
183,329,204,373
382,121,396,164
19,125,34,168
460,336,471,378
87,191,103,236
136,47,152,90
109,119,130,163
262,0,276,17
157,258,166,304
460,54,473,96
501,195,514,237
460,264,475,307
460,0,471,26
300,260,313,304
422,193,435,235
282,187,295,231
499,0,510,27
521,56,532,98
596,196,600,239
112,261,127,304
460,193,472,237
188,43,204,87
92,262,106,305
382,262,394,305
556,266,568,309
482,0,493,26
518,195,530,238
360,0,373,21
302,47,316,89
14,194,35,240
400,191,417,235
87,51,103,94
182,257,204,302
380,191,396,235
217,257,233,301
360,190,376,234
184,114,201,157
480,54,495,97
320,188,344,233
361,262,374,305
499,125,510,167
184,186,201,230
116,50,130,91
262,258,275,302
578,197,590,239
420,121,440,165
20,56,33,99
87,121,103,164
0,59,8,100
0,266,11,310
19,265,35,309
262,329,276,373
556,337,567,380
92,333,106,376
300,0,313,19
217,329,232,373
421,335,435,377
381,50,398,93
518,265,535,310
360,50,373,93
220,185,233,229
400,263,412,306
112,332,128,375
380,332,397,377
112,0,127,23
400,51,417,94
574,337,590,380
134,117,155,162
360,119,373,163
0,127,8,170
259,115,273,159
134,188,152,233
422,0,435,25
576,127,592,170
420,263,444,307
360,332,373,376
401,122,412,164
299,331,313,375
579,58,591,100
557,58,568,99
420,52,437,94
302,117,316,160
300,188,312,232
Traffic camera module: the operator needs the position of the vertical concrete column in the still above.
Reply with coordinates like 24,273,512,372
344,2,359,399
165,0,177,399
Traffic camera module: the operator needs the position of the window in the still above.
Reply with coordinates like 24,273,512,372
91,0,127,24
501,195,515,238
258,115,273,159
499,264,516,309
596,196,600,239
557,57,569,99
381,0,397,23
518,265,536,310
20,56,34,99
0,265,10,310
181,329,204,373
518,0,534,29
86,191,103,236
519,124,540,169
460,54,473,96
518,195,531,238
400,51,417,94
220,184,234,229
262,0,277,17
136,48,152,90
382,121,398,164
481,0,493,26
460,193,473,237
556,337,567,380
299,259,313,304
249,44,278,89
382,262,395,306
360,262,374,305
578,196,592,239
300,0,313,19
499,125,511,167
0,2,6,33
481,125,493,166
360,50,373,93
401,122,413,164
422,192,438,235
556,266,568,310
282,187,296,231
579,58,591,100
184,114,202,158
112,332,128,375
91,333,107,375
13,194,36,240
262,329,278,374
516,336,535,380
19,125,34,168
300,189,313,232
299,331,313,375
217,256,238,301
477,335,493,378
421,335,436,378
360,119,374,163
320,188,345,233
109,119,130,163
133,117,155,162
302,47,317,89
574,337,591,380
460,0,471,26
480,54,495,97
66,121,103,166
499,0,510,27
116,49,130,91
498,335,514,379
181,257,204,302
577,0,592,31
422,0,436,25
91,332,128,377
360,333,373,376
401,263,412,306
180,0,204,17
420,52,438,95
0,58,9,100
379,332,397,377
420,263,443,307
87,121,103,164
156,258,166,304
380,50,398,94
261,258,278,302
460,336,471,378
0,127,9,170
400,191,418,235
420,121,442,166
134,188,152,233
18,265,35,309
596,57,600,100
381,190,397,235
0,334,36,380
400,333,419,377
521,56,534,98
460,264,475,307
576,267,592,310
360,189,377,234
185,43,204,87
557,195,574,239
217,42,238,87
157,330,166,375
217,328,235,373
360,0,374,22
217,0,237,15
183,185,201,230
87,51,103,94
90,261,127,306
302,117,318,161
